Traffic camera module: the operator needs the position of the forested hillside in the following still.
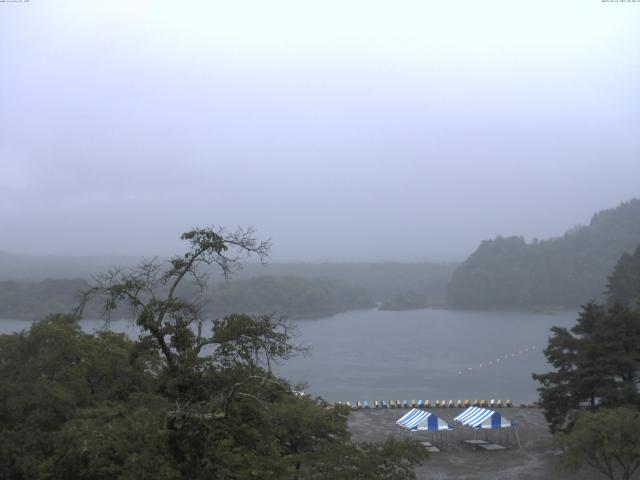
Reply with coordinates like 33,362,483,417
206,276,374,319
0,256,456,307
0,278,90,320
0,276,374,321
0,252,139,281
234,262,457,305
0,260,455,320
447,199,640,308
607,243,640,309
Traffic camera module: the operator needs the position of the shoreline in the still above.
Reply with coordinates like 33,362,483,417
348,408,601,480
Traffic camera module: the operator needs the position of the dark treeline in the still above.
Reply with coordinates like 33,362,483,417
0,276,373,321
234,262,457,305
206,276,374,319
378,291,428,311
0,255,457,304
606,243,640,309
0,278,89,320
0,252,140,281
0,262,455,320
447,199,640,309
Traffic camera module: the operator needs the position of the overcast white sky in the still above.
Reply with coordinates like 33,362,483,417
1,0,639,261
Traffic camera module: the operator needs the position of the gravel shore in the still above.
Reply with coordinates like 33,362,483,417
348,407,602,480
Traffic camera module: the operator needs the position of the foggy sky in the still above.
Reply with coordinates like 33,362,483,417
1,1,639,262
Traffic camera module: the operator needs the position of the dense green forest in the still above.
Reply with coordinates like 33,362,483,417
0,278,89,320
0,227,427,480
606,243,640,309
378,291,429,311
447,199,640,308
0,254,456,306
206,276,374,319
0,252,140,281
0,276,373,321
234,262,456,306
0,261,455,320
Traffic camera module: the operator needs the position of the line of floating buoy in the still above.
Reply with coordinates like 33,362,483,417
457,345,537,375
329,399,537,409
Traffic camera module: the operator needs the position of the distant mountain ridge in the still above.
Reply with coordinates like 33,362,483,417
0,256,455,320
446,199,640,308
0,251,141,281
0,275,374,321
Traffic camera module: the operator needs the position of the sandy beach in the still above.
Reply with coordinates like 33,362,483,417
348,407,602,480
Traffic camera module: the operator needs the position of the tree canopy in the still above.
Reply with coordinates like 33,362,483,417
533,303,640,432
534,245,640,433
447,199,640,308
607,243,640,310
0,226,428,479
557,407,640,480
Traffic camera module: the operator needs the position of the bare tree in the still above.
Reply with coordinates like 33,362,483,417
75,225,310,419
76,226,271,369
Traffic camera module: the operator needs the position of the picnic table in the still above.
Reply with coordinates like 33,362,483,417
478,443,506,451
420,441,440,453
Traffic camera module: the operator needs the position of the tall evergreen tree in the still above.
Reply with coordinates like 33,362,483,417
535,245,640,433
607,243,640,309
533,303,640,432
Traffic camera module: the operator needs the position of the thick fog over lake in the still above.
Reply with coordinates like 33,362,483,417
1,1,639,261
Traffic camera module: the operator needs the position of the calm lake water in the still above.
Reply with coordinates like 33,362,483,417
1,308,577,404
274,308,577,404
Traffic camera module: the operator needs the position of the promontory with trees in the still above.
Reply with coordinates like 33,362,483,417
447,199,640,309
0,257,456,321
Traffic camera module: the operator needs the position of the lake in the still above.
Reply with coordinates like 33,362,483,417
0,308,577,404
274,308,577,404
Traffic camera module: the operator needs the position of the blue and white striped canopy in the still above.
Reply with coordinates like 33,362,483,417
396,408,452,431
453,406,513,429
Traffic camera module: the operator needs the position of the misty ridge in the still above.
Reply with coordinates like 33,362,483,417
447,199,640,309
1,198,638,321
0,261,456,321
